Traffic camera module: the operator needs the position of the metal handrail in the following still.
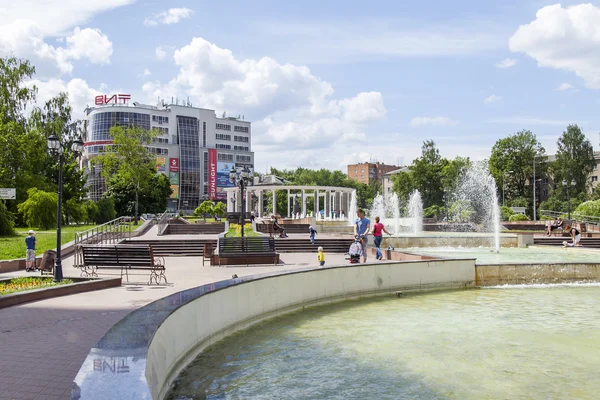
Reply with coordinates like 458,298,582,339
156,210,170,236
74,217,132,267
539,209,600,225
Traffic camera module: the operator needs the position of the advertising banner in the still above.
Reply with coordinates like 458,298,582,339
169,172,179,185
156,157,166,172
208,149,217,200
169,157,179,172
217,161,235,188
170,185,179,199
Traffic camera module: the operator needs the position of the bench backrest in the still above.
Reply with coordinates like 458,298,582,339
219,237,275,253
81,245,155,266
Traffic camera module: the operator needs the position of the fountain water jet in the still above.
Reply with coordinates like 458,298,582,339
449,163,501,252
347,190,357,226
408,190,423,235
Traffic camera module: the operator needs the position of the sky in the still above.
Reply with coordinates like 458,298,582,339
1,0,600,172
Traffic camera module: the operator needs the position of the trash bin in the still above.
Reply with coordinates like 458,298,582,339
40,250,56,273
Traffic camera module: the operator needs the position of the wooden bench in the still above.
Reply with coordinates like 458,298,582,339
78,245,166,285
256,221,275,237
217,237,279,266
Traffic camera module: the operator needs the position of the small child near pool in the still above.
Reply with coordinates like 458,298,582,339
317,246,325,266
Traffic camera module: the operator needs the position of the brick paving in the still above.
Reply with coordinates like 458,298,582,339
0,226,350,399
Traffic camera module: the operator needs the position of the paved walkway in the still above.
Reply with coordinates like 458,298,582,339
0,227,351,400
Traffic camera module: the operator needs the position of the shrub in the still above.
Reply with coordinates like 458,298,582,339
500,206,515,221
573,200,600,218
17,188,58,230
509,213,529,222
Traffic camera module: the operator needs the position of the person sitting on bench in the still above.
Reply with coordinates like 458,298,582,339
271,215,289,238
546,217,564,236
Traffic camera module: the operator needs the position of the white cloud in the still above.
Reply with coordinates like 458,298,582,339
410,116,457,127
554,83,574,92
144,37,386,155
143,68,151,76
484,94,501,103
155,46,167,60
63,27,112,64
509,3,600,89
496,58,517,68
144,8,194,27
26,78,102,119
487,116,576,126
0,0,135,36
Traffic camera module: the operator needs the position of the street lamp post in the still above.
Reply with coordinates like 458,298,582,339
502,170,513,206
562,179,576,220
47,133,84,282
229,166,252,238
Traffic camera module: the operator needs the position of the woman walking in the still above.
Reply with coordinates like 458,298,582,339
370,216,392,260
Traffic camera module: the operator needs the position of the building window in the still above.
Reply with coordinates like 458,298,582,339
236,155,251,163
154,137,169,144
153,127,168,135
216,144,231,150
234,145,249,151
543,189,549,196
152,115,169,124
593,164,598,171
178,116,200,210
234,126,249,133
593,176,599,182
216,134,231,140
543,178,549,184
218,153,234,162
89,111,150,142
234,135,249,142
202,122,206,148
216,123,231,131
147,147,169,155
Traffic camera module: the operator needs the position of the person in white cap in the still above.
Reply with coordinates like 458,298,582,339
25,230,36,271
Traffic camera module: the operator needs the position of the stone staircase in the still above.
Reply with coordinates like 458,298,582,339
533,236,600,248
121,239,217,256
273,238,354,253
164,223,226,235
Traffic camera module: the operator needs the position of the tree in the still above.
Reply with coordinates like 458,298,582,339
94,125,158,224
17,188,58,229
391,171,415,203
83,200,99,224
410,140,448,208
66,198,87,224
0,200,15,235
573,200,600,218
96,198,116,224
195,200,215,221
213,201,227,217
488,130,545,203
105,171,171,217
551,124,594,201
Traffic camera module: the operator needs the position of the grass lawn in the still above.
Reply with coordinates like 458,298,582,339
0,224,98,261
0,276,73,296
225,224,260,237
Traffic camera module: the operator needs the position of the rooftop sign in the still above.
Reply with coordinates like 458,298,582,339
95,94,131,106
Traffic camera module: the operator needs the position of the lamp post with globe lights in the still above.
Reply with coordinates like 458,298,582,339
229,165,252,238
562,179,576,220
47,133,84,282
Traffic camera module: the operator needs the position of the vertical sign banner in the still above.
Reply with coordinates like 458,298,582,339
170,185,179,199
208,149,217,200
169,172,179,184
156,157,166,173
169,158,179,172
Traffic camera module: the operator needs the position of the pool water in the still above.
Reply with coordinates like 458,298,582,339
407,246,600,264
167,285,600,399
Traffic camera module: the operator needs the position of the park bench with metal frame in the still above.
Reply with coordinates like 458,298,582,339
217,237,279,265
78,244,166,285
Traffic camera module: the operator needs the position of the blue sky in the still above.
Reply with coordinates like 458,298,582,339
2,0,599,171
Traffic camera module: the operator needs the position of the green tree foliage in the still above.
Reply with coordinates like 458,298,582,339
423,205,445,220
105,171,171,217
500,206,515,221
0,200,15,235
509,213,530,222
195,200,215,221
551,124,594,201
83,200,99,224
17,188,58,229
573,200,600,218
96,198,116,224
94,126,159,221
66,198,87,224
411,140,446,208
489,130,545,203
213,201,227,217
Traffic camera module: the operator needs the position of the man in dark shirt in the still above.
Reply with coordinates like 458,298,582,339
25,230,36,271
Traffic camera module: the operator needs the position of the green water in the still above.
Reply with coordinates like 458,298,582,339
409,246,600,264
167,285,600,399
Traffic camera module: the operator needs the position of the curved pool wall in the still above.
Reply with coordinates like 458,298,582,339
71,259,475,399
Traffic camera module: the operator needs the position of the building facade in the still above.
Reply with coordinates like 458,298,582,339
347,162,401,185
83,98,254,212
